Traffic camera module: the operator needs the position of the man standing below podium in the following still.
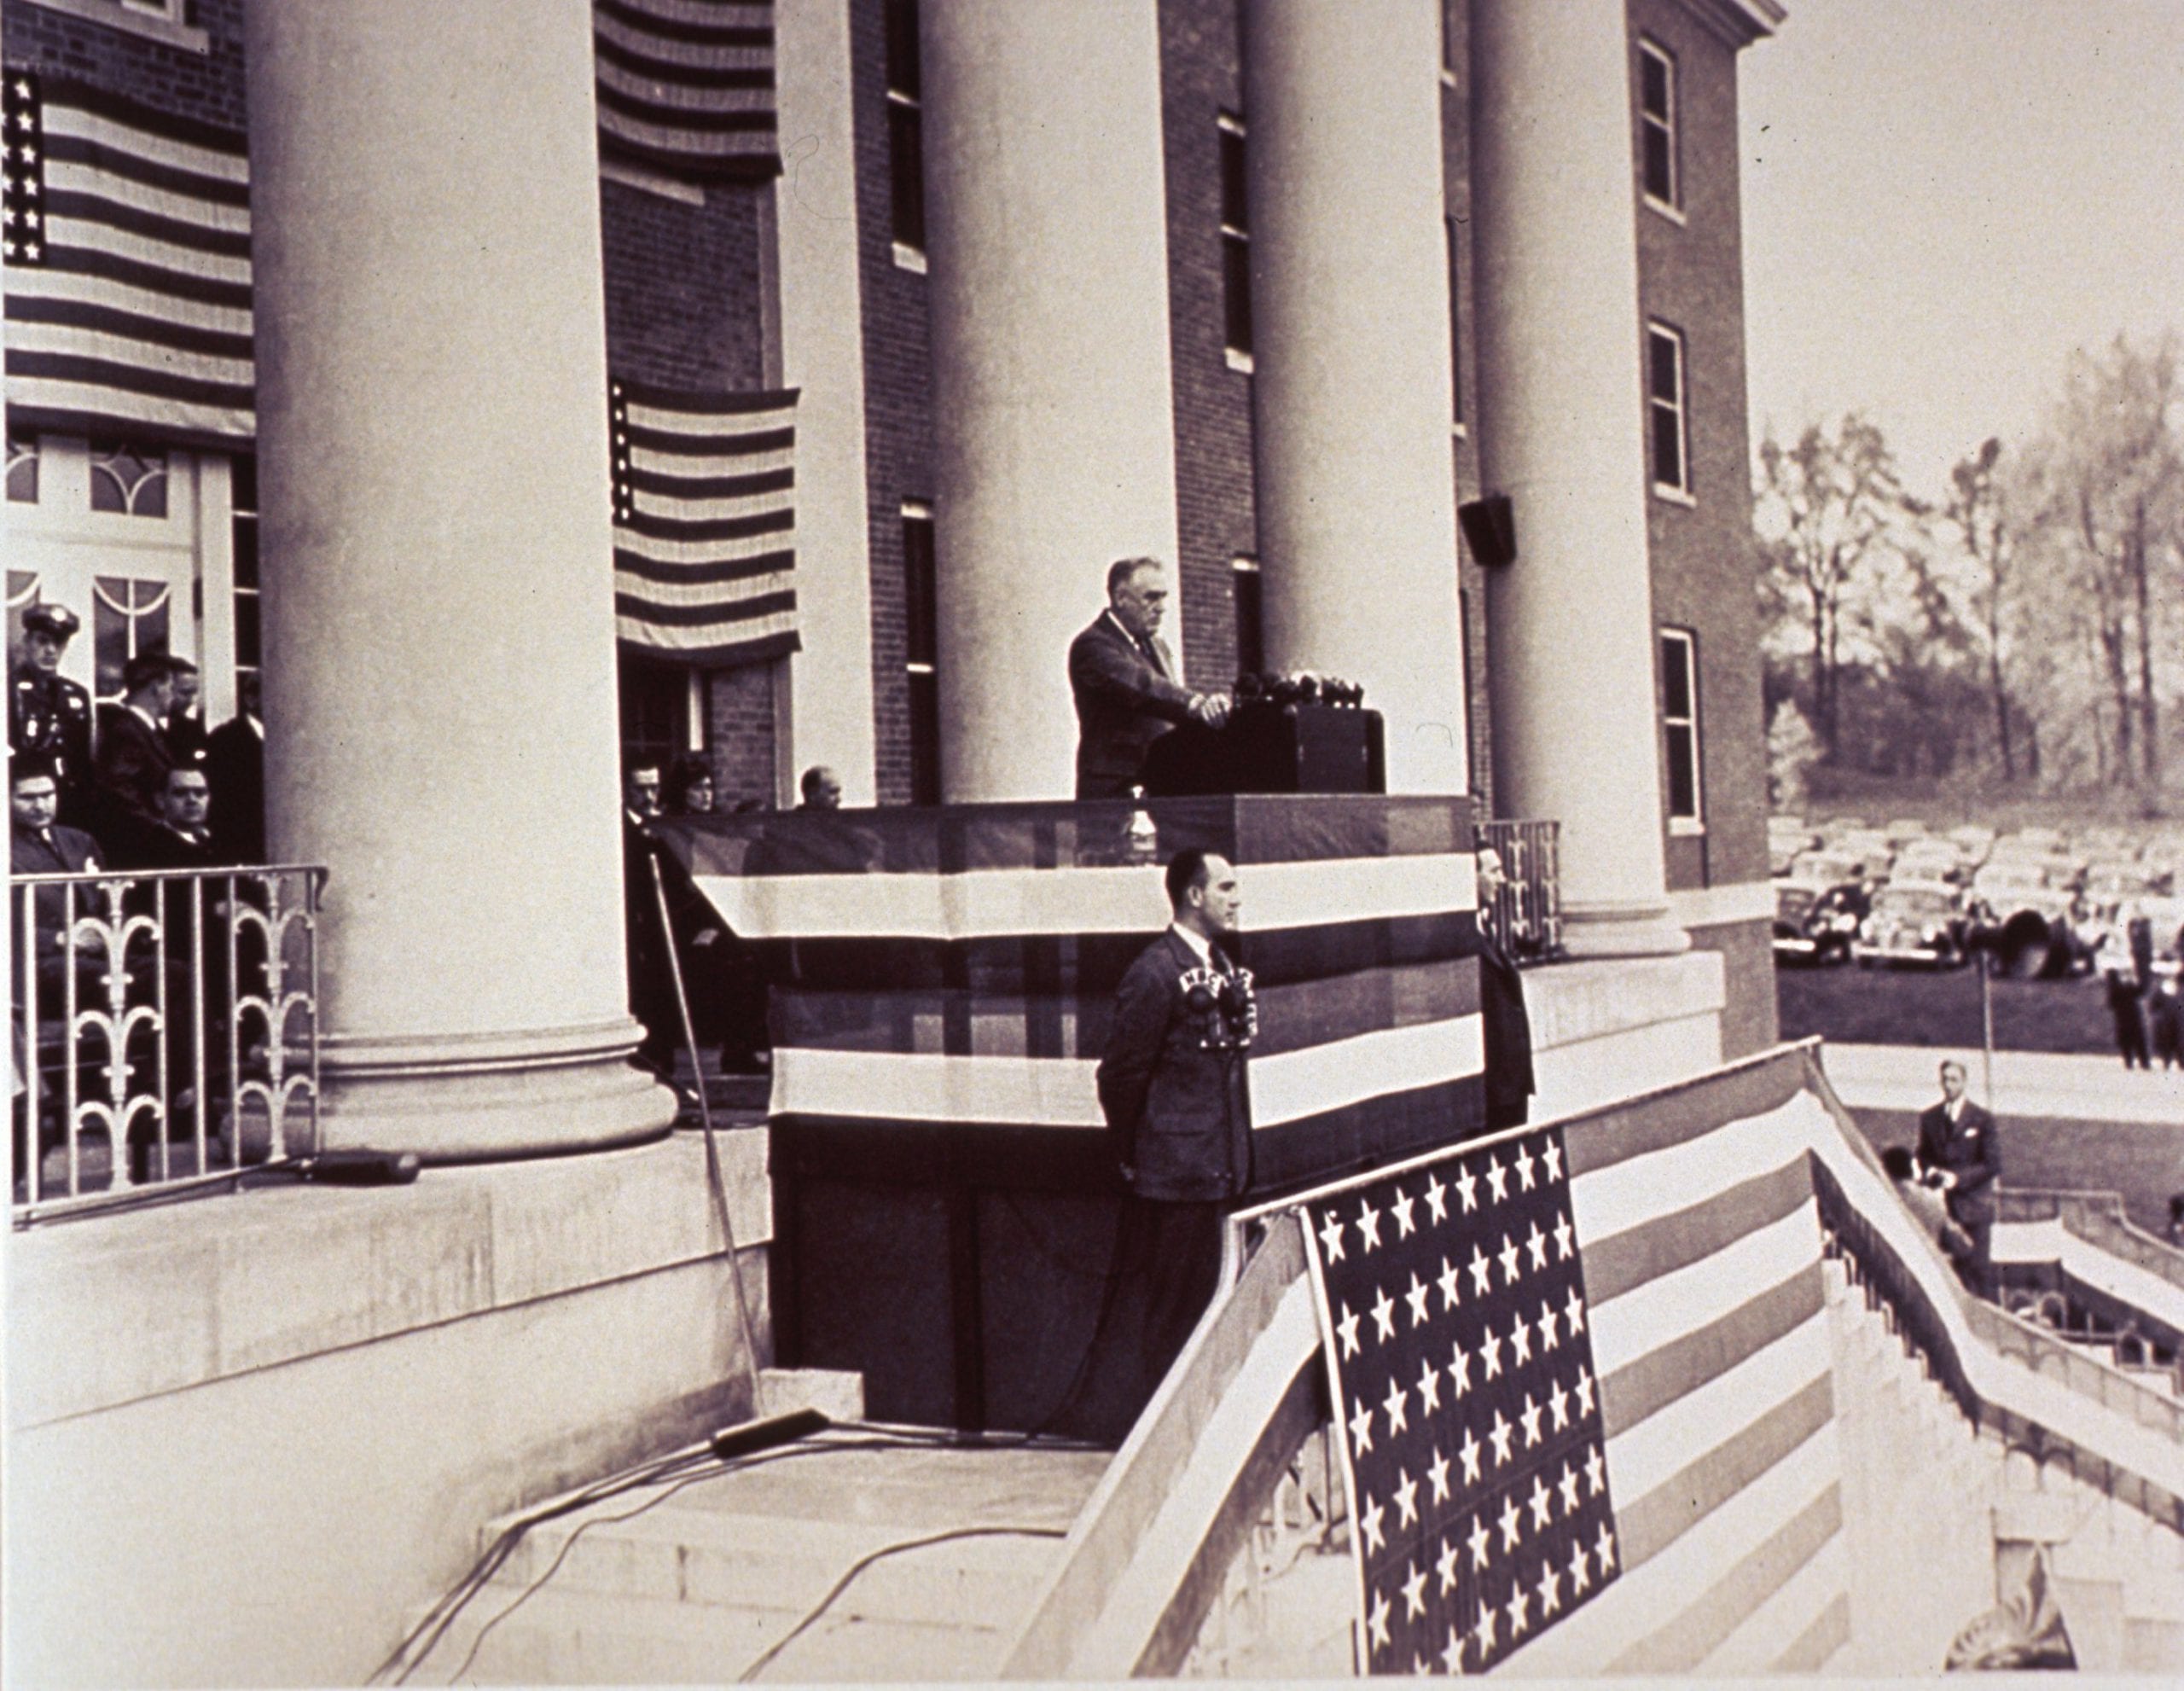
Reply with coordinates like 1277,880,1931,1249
1093,848,1255,1428
1068,557,1229,799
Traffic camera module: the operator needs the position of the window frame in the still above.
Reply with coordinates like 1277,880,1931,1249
901,498,941,805
1646,321,1693,503
1231,553,1263,677
1217,110,1253,372
19,0,207,52
1659,625,1704,834
1637,37,1682,220
885,0,927,270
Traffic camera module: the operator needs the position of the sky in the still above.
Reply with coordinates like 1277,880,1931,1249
1737,0,2184,503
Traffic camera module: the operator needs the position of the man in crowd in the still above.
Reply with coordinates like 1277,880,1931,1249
798,764,842,811
1091,847,1255,1432
10,758,105,1186
1069,557,1230,799
166,657,208,768
1913,1057,2000,1285
119,767,218,871
204,671,265,863
1471,844,1536,1133
9,605,95,825
94,653,181,851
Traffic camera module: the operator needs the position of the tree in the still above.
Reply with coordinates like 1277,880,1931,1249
1755,415,1914,761
2011,334,2182,789
1767,699,1820,813
1943,437,2020,781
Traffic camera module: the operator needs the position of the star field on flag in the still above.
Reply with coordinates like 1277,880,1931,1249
1301,1127,1618,1674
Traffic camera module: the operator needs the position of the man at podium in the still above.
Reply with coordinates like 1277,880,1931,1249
1068,557,1229,798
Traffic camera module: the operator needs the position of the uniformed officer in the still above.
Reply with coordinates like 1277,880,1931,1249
9,604,94,823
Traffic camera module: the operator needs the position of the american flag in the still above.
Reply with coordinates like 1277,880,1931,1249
2,71,253,449
594,0,780,185
1304,1125,1618,1674
610,377,799,666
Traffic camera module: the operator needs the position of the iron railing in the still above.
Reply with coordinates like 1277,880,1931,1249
11,865,326,1221
1478,818,1563,963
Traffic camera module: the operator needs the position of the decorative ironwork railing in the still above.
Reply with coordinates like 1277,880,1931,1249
1479,817,1563,963
11,866,326,1222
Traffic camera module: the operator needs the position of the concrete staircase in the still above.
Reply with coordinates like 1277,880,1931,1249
1995,1470,2184,1672
404,1430,1111,1683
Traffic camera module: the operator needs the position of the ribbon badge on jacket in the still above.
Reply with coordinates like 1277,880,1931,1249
1180,963,1258,1052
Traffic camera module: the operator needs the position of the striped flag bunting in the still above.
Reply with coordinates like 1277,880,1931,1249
594,0,780,185
610,376,799,666
1281,1048,1856,1676
2,70,254,449
1302,1128,1618,1674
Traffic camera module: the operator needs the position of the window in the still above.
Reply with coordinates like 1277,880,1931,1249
19,0,207,53
1440,2,1459,87
6,433,37,503
1637,39,1678,213
1646,323,1690,499
1232,555,1263,677
1660,628,1702,829
89,440,168,517
619,652,687,778
903,501,940,805
231,454,260,693
92,575,172,702
1445,216,1463,427
1218,112,1252,369
886,0,926,267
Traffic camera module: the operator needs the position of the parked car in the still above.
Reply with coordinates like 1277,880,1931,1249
1854,880,1972,969
1892,838,1969,884
1965,860,2094,979
1774,871,1871,966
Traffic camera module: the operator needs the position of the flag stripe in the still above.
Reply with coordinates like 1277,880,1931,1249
41,131,247,207
1601,1262,1826,1450
5,350,253,412
1609,1482,1842,1675
0,263,251,335
614,533,795,571
33,241,253,311
1613,1343,1833,1571
594,78,777,135
35,74,250,161
1775,1589,1853,1672
1587,1200,1821,1380
626,462,793,503
597,0,772,49
1706,1529,1850,1674
592,0,780,182
44,151,249,230
614,503,792,545
3,396,245,451
619,383,797,418
44,186,251,259
5,320,250,392
1562,1056,1807,1178
593,32,773,87
615,587,794,628
1506,1409,1837,1675
6,294,253,362
614,568,791,609
1580,1157,1815,1309
1605,1295,1830,1509
613,621,799,666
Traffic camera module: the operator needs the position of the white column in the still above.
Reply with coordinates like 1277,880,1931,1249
245,0,676,1156
1471,0,1687,956
775,0,879,806
1243,0,1468,796
920,0,1183,802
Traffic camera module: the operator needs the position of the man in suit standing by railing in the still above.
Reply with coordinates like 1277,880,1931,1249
1472,844,1536,1134
1068,557,1231,799
1914,1058,1999,1287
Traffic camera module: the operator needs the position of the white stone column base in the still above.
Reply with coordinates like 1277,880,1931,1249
315,1019,677,1162
1559,900,1693,960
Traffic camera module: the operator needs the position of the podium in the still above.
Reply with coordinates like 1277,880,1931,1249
660,793,1482,1432
1140,701,1385,796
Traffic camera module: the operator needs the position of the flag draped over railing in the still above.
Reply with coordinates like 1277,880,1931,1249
610,378,799,666
2,71,255,449
593,0,781,185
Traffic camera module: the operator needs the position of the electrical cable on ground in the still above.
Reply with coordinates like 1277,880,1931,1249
735,1524,1069,1682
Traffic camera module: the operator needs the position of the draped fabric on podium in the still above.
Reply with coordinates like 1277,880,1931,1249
2,71,254,449
593,0,780,184
1290,1052,1857,1676
609,378,799,666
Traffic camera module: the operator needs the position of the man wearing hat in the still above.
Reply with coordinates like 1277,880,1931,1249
9,604,95,824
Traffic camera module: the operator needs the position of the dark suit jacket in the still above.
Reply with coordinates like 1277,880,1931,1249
204,716,265,864
1915,1099,1999,1220
1069,613,1195,799
1471,926,1536,1130
94,704,177,823
1096,929,1253,1204
11,821,103,966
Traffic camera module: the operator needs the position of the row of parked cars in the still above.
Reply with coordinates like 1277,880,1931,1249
1770,815,2184,980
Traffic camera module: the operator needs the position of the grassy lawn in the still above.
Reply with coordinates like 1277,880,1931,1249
1777,961,2127,1055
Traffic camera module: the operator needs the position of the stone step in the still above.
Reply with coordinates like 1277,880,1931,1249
424,1582,1010,1684
483,1505,1063,1628
2126,1615,2184,1673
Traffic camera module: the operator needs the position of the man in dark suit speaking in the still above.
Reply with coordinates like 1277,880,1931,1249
1092,847,1255,1422
1068,557,1229,798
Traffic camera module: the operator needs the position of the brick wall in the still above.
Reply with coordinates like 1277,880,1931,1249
1157,0,1253,689
600,179,766,394
706,663,777,809
1628,0,1774,1049
846,0,929,805
3,0,247,128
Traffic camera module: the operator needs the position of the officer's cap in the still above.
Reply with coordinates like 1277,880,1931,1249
21,604,80,640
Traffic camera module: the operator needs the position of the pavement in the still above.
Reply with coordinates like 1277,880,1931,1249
1822,1043,2184,1124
